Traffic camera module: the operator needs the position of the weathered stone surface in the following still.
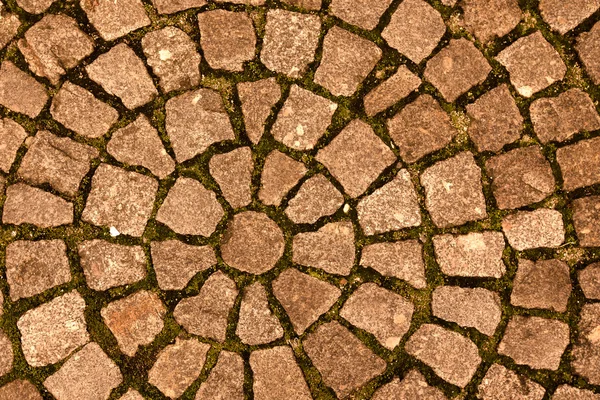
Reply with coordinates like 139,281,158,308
341,283,414,349
272,269,341,333
156,177,223,236
478,364,545,400
293,221,355,275
148,338,210,398
260,151,307,206
198,10,256,71
496,32,566,97
573,196,600,247
498,316,570,370
238,78,281,144
330,0,392,30
0,5,19,50
304,321,387,397
0,118,26,173
19,131,98,196
250,346,312,400
357,169,421,235
462,0,522,43
0,61,48,118
317,119,396,197
119,389,143,400
432,286,502,336
261,10,321,78
79,240,146,291
382,0,445,63
580,262,600,300
285,174,344,224
80,0,150,41
361,240,427,288
166,88,235,162
209,147,253,208
466,85,523,152
272,85,337,151
364,66,421,116
18,15,93,84
18,291,88,367
406,324,481,387
540,0,600,34
280,0,319,8
82,164,158,237
221,212,285,274
15,0,54,13
577,21,600,85
315,26,382,96
557,136,600,191
196,351,244,400
151,241,215,290
572,303,600,385
236,282,283,345
174,272,238,341
372,371,447,400
101,291,166,356
0,380,42,400
51,83,118,139
3,184,73,228
511,259,571,312
502,209,565,250
553,385,600,400
0,331,13,377
152,0,207,14
388,94,456,163
142,26,201,93
6,240,70,300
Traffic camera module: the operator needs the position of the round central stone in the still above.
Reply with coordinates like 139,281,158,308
220,211,285,274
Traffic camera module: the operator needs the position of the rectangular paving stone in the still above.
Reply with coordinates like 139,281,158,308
579,262,600,300
3,183,73,228
151,240,216,290
577,21,600,85
0,61,48,118
361,240,427,288
511,259,572,312
0,4,20,50
502,209,565,250
539,0,600,34
364,65,421,116
556,136,600,191
0,118,27,173
572,195,600,247
80,0,150,41
330,0,392,30
462,0,522,43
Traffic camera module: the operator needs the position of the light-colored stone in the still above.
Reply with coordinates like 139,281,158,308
152,0,206,14
572,303,600,385
361,240,427,288
209,147,253,209
539,0,600,34
553,385,600,400
0,331,13,377
478,364,545,400
462,0,522,43
0,61,48,118
285,174,344,224
0,380,42,400
196,351,244,400
364,66,421,116
502,209,565,250
3,184,73,228
511,258,572,312
372,371,447,400
579,262,600,300
236,282,283,345
259,150,307,206
557,136,600,191
80,0,150,41
238,78,281,144
0,118,26,173
330,0,393,30
151,241,215,290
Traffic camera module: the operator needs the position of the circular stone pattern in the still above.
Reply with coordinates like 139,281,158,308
220,211,285,274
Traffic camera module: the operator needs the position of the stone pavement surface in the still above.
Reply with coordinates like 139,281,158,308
0,0,599,399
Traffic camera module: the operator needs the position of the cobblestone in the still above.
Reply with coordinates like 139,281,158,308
236,282,283,345
557,136,600,191
364,66,421,116
250,346,311,400
372,370,447,400
285,174,344,224
196,351,244,400
0,380,42,400
0,118,26,173
259,150,307,206
572,303,600,385
151,241,215,290
80,0,150,41
577,21,600,85
209,147,253,209
238,78,281,144
461,0,522,43
502,209,565,250
511,259,572,312
478,364,545,400
3,183,73,228
361,240,427,288
579,262,600,300
0,61,48,117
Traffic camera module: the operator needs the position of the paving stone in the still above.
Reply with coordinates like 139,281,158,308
79,240,146,291
173,271,238,341
432,286,502,336
6,240,70,300
0,61,48,118
511,259,571,312
364,66,421,116
285,174,344,224
502,209,565,250
466,85,523,152
236,282,283,345
425,39,492,102
0,5,20,50
101,290,166,357
238,78,281,144
361,240,427,288
388,95,456,163
577,21,600,85
272,269,341,333
478,364,545,400
406,324,481,387
0,118,26,173
0,380,42,400
196,351,244,400
340,283,414,350
250,346,312,400
221,212,284,274
293,221,355,275
317,119,396,197
372,370,447,400
462,0,522,43
142,26,201,93
18,15,94,84
80,0,150,41
573,196,600,247
119,389,143,400
553,385,600,400
382,0,445,63
330,0,392,30
15,0,54,13
152,0,207,14
530,89,600,144
82,164,158,237
271,85,337,151
315,26,382,97
357,169,421,235
86,44,157,109
51,82,118,139
486,146,555,209
3,184,73,227
304,321,387,397
0,331,13,377
198,10,256,71
498,316,569,370
165,88,235,162
209,147,253,208
540,0,600,34
421,152,487,227
156,177,223,236
572,303,600,385
148,337,210,398
17,291,88,367
151,241,215,290
18,131,98,196
496,31,566,97
579,262,600,300
261,10,321,77
557,136,600,191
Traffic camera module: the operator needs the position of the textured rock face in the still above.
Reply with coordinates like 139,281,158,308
502,209,565,250
511,259,572,312
151,241,215,290
3,183,73,227
0,62,48,118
